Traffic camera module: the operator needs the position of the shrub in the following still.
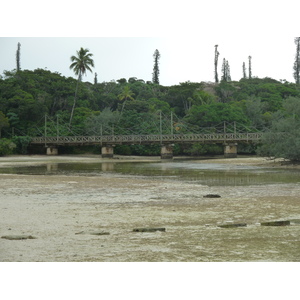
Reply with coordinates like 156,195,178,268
12,136,32,154
0,138,16,156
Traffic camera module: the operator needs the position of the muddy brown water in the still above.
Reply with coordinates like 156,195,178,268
1,156,300,261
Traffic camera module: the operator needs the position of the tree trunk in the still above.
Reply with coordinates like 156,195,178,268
119,97,128,117
69,72,81,127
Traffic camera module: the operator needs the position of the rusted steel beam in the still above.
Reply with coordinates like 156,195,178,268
30,132,264,146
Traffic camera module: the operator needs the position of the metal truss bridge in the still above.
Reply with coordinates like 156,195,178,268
31,132,263,146
29,113,264,147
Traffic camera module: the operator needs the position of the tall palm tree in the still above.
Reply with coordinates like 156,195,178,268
214,45,219,83
294,37,300,85
69,47,94,126
118,86,135,115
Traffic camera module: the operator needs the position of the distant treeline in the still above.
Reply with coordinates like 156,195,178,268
1,68,300,160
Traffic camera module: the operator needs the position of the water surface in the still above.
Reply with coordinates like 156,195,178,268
1,159,300,186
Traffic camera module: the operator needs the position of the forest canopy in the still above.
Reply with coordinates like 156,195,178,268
1,67,300,159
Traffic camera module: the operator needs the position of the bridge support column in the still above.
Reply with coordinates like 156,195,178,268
46,146,58,155
101,145,114,158
224,143,238,158
161,144,173,159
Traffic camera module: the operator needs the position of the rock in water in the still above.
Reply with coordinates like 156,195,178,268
1,235,36,240
203,194,221,198
89,232,110,236
218,223,247,228
133,228,166,232
75,231,110,235
261,220,290,226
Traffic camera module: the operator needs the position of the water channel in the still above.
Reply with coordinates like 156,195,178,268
1,159,300,186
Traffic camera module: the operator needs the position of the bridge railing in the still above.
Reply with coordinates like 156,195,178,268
30,132,264,145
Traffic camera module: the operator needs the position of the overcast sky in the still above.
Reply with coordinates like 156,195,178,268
1,1,299,86
0,36,297,86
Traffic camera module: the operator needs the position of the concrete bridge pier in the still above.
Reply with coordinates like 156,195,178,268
161,144,174,159
224,143,238,158
101,145,114,158
46,146,58,155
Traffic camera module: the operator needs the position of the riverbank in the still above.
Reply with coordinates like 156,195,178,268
1,155,300,262
0,153,287,166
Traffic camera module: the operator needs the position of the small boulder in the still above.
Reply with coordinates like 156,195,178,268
261,220,290,226
75,231,110,235
89,232,110,236
133,228,166,232
1,235,36,240
217,223,247,228
203,194,221,198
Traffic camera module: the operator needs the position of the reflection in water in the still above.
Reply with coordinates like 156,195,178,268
46,163,58,172
1,160,300,186
101,162,114,172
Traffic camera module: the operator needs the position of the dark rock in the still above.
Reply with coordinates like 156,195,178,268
1,235,36,240
75,231,110,235
261,220,290,226
203,194,221,198
75,231,84,235
218,223,247,228
89,232,110,236
133,228,166,232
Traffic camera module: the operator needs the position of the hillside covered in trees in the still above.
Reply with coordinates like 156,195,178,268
1,66,300,159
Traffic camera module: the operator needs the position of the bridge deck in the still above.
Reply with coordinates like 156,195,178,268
31,132,263,146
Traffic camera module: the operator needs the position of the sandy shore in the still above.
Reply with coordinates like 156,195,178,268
1,155,300,262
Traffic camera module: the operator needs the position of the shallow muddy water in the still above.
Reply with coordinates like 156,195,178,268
1,156,300,262
1,159,300,186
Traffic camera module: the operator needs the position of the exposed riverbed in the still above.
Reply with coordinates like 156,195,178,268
1,155,300,262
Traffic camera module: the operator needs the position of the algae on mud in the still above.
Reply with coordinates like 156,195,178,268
0,155,300,262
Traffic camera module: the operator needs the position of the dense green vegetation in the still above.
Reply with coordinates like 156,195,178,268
1,67,300,159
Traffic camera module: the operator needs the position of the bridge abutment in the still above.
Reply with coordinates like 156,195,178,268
101,145,114,158
46,146,58,155
161,144,173,159
224,143,238,158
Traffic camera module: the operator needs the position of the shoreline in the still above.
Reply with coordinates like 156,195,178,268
0,154,290,167
1,154,300,262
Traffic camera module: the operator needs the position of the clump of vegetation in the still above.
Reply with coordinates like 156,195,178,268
0,138,16,156
258,96,300,162
12,136,32,154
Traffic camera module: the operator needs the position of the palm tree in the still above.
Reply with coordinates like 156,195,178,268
117,86,135,115
294,37,300,85
248,55,252,79
152,49,160,84
69,47,94,126
214,45,219,83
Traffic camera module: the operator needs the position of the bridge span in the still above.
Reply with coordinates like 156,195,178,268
31,132,263,159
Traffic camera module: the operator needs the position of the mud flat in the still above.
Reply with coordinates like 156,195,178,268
0,155,300,262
